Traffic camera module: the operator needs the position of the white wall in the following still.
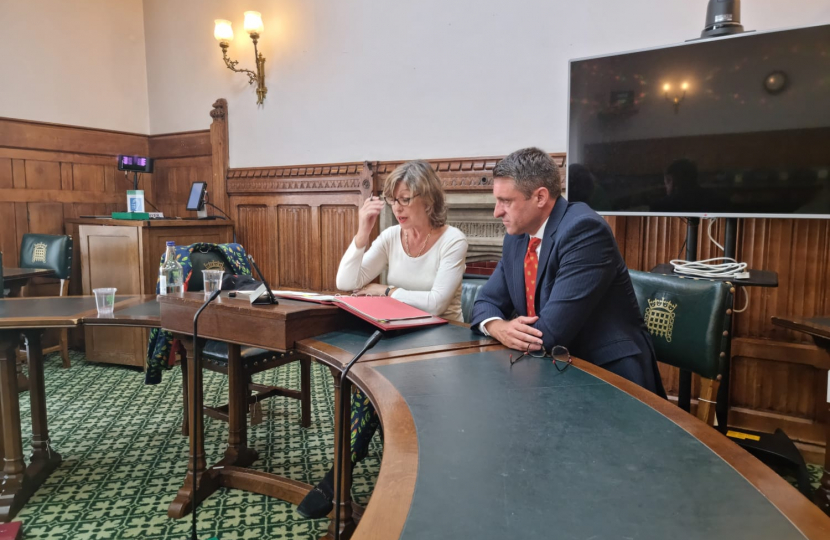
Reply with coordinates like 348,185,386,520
142,0,830,167
0,0,150,134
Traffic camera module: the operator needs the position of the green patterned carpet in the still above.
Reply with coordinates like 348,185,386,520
14,350,382,540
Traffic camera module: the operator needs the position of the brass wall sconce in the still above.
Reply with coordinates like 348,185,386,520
663,82,688,113
214,12,267,104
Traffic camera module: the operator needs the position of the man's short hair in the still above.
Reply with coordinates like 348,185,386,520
493,147,562,199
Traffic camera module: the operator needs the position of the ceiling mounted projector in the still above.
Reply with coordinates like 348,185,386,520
701,0,745,38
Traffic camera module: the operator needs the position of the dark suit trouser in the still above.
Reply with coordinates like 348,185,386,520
603,355,667,398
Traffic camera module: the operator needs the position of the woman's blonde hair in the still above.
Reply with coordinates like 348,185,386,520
382,160,447,229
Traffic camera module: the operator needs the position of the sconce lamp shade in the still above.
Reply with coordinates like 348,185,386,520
244,11,264,35
214,19,234,42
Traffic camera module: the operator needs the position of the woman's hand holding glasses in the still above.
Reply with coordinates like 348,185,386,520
354,195,386,249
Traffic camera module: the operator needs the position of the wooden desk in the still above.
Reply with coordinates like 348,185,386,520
0,295,158,521
67,218,233,367
772,315,830,516
2,268,55,298
343,349,830,540
157,293,348,522
159,294,496,539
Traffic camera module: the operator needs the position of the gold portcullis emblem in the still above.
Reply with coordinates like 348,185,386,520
31,242,47,264
645,297,676,343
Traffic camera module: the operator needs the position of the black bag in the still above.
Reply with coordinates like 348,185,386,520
221,273,262,291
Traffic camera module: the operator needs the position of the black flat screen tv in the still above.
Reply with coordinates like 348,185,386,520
567,23,830,218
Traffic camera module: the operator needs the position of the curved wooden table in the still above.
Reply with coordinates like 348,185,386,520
298,340,830,540
2,268,56,298
0,295,157,521
157,294,496,539
771,315,830,516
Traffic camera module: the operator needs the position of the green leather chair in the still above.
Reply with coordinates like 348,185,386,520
1,252,4,297
182,244,311,431
19,234,73,368
20,234,73,282
628,270,733,425
461,273,489,324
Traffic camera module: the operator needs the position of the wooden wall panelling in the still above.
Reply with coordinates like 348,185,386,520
607,213,829,463
320,206,359,291
278,205,315,290
234,204,277,284
0,202,16,271
231,193,364,291
148,131,212,220
209,99,230,214
0,117,147,156
227,161,373,291
0,157,12,187
0,117,149,274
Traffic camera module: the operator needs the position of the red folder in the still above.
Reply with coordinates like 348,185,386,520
0,522,22,540
333,296,447,331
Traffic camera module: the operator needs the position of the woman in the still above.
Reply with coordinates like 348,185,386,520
297,160,468,518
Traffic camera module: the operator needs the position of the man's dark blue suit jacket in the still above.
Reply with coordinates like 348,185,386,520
471,197,664,395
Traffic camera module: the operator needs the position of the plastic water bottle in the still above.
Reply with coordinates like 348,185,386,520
159,241,184,295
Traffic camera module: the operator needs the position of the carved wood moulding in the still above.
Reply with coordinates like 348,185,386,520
374,153,566,191
227,161,373,194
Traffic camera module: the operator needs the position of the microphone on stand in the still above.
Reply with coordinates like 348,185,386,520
334,330,383,540
190,289,222,540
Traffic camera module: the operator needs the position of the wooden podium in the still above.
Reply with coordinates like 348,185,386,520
67,218,233,367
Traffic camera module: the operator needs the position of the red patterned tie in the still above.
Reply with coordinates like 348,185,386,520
525,237,541,317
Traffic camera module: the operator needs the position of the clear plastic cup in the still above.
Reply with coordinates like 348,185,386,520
93,288,117,315
202,270,224,296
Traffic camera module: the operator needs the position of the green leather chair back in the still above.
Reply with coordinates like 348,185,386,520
461,274,489,324
189,250,230,292
19,234,72,280
629,270,733,380
0,252,4,296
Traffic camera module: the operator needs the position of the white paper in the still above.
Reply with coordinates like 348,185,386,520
273,290,337,301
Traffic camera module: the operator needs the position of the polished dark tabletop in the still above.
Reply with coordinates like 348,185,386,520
2,268,55,281
312,322,489,356
374,349,808,540
0,296,158,328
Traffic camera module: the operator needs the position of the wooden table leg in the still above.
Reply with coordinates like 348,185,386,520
224,343,257,465
0,330,61,522
169,338,258,519
301,356,312,428
0,331,25,521
324,367,356,540
168,338,220,518
24,331,62,470
180,347,189,437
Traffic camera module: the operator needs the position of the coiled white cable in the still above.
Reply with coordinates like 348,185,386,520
669,257,748,278
670,219,749,279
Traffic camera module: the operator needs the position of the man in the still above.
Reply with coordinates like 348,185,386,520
471,147,665,396
650,158,729,214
